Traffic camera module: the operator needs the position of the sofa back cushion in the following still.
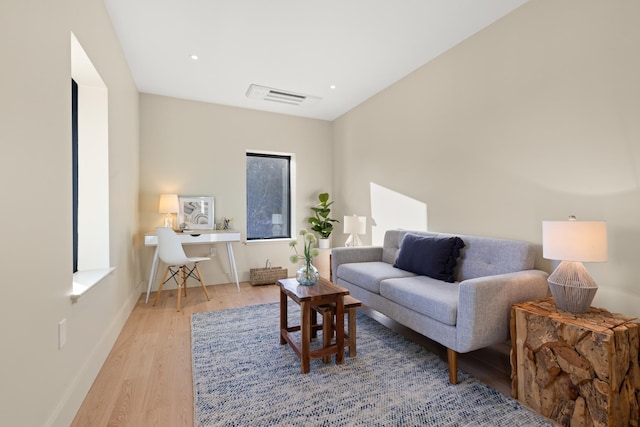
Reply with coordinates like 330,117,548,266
382,229,536,281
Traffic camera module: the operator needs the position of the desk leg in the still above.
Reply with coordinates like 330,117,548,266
226,242,240,292
335,295,345,365
301,301,311,374
145,247,160,304
279,289,287,345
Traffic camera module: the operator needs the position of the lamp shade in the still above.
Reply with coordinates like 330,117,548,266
158,193,179,214
344,215,366,235
542,220,607,263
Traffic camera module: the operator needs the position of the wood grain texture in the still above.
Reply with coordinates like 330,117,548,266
71,282,279,427
511,297,640,427
72,282,516,426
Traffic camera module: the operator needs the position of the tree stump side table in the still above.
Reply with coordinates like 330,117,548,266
510,297,640,427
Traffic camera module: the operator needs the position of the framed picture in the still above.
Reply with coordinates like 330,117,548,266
178,196,214,229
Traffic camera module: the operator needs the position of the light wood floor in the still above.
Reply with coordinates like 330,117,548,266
71,282,513,427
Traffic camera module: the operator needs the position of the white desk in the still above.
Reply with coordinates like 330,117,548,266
144,229,241,303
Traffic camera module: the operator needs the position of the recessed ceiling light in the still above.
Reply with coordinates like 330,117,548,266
190,54,199,60
330,85,336,90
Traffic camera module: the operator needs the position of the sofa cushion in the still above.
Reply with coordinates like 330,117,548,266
380,276,460,326
393,234,465,282
336,262,416,294
381,230,536,281
456,236,536,281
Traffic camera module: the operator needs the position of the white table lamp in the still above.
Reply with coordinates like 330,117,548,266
542,216,607,313
158,193,179,228
344,215,366,247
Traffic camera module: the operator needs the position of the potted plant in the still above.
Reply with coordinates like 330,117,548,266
308,192,339,248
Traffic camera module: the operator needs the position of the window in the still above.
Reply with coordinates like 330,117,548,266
246,152,293,240
70,33,113,300
72,79,79,272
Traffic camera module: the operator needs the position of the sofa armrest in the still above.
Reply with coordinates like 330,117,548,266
455,269,549,353
331,246,383,281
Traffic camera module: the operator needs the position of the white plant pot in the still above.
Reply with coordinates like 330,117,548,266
318,238,331,249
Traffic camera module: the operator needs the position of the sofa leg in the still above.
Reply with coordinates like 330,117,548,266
447,348,458,384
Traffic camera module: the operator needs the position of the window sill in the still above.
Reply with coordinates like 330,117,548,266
72,267,115,302
245,238,293,244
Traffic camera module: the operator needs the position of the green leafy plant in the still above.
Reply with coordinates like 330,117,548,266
308,192,339,239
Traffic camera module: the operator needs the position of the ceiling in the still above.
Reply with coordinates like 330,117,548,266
104,0,527,121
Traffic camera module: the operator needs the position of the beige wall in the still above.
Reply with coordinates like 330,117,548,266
333,0,640,316
3,0,638,424
0,0,140,426
139,94,333,287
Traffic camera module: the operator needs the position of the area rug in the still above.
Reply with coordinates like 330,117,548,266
192,302,553,426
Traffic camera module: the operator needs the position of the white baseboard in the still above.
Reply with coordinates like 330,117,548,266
46,284,141,427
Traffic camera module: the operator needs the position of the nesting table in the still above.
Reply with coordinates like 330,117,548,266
314,295,362,363
277,278,349,373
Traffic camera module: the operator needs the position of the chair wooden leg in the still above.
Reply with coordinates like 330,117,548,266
176,267,184,312
194,263,210,301
447,348,458,384
182,267,188,297
153,267,170,306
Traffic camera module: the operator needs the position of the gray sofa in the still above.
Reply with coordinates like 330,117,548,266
331,229,549,384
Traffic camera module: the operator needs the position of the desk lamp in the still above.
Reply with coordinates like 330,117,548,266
344,215,366,247
542,216,607,313
158,193,179,229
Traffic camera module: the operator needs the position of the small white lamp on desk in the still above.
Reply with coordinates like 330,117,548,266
158,193,179,229
542,216,607,313
344,215,366,247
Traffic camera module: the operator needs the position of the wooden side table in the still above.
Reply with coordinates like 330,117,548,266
277,278,349,373
314,295,362,363
511,297,640,427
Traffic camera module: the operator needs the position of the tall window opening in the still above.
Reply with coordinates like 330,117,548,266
72,79,79,272
70,32,112,298
246,152,294,240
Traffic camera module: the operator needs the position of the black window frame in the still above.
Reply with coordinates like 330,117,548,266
246,152,292,241
72,79,79,273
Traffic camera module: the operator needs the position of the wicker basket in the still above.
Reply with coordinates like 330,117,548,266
250,260,287,286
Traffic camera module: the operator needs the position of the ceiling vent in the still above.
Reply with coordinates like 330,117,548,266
246,84,320,106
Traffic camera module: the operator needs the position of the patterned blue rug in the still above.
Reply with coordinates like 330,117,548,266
192,302,553,426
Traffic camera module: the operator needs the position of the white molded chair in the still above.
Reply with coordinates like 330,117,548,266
153,227,211,311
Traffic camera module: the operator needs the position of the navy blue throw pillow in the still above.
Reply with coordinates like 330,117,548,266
394,234,465,282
